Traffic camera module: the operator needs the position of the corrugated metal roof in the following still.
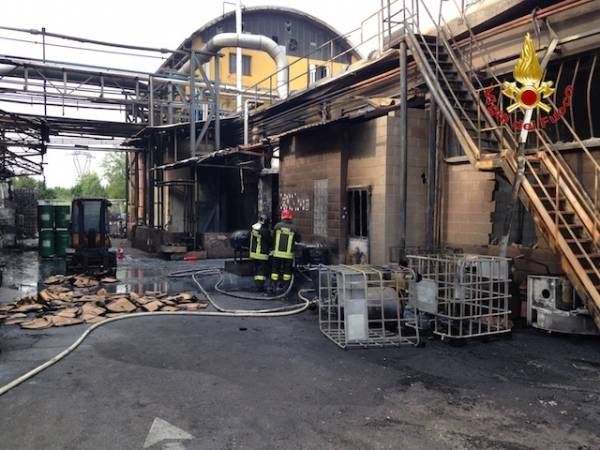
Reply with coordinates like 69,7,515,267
158,5,360,72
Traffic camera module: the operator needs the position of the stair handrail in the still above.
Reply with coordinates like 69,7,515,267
440,0,599,223
412,0,517,154
535,127,600,245
524,157,600,282
412,33,481,135
405,32,481,162
421,0,599,245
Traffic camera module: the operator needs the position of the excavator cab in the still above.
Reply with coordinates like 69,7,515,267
65,198,117,276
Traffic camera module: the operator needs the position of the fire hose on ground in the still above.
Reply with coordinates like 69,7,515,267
0,268,316,397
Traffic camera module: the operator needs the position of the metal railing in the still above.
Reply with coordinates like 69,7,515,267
382,0,599,305
438,0,600,243
524,155,600,284
535,123,600,246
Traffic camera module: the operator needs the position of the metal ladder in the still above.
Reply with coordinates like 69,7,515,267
385,0,600,327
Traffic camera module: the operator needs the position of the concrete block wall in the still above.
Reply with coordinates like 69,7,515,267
562,149,600,204
279,126,344,256
346,110,429,264
387,110,429,254
279,110,431,265
441,163,495,246
347,116,387,263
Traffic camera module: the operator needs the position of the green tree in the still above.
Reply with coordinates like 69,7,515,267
72,173,106,198
101,152,126,199
51,187,73,201
13,176,55,199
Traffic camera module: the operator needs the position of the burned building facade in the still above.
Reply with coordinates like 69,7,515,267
128,0,600,325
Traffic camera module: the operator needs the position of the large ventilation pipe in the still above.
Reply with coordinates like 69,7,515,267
178,33,289,99
0,64,15,75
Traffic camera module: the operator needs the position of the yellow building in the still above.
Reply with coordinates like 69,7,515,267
158,6,361,112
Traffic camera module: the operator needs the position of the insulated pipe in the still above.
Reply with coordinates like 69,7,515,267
179,33,289,99
235,0,243,111
0,63,15,74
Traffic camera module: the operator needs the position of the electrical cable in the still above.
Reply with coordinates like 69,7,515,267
0,270,313,397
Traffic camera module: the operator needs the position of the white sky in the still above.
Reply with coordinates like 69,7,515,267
0,0,444,187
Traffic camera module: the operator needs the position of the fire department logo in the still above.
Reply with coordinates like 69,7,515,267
484,33,573,131
501,33,554,113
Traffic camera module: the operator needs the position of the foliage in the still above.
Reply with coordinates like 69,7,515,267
51,187,74,201
101,152,126,199
12,152,125,201
71,173,106,198
12,176,61,200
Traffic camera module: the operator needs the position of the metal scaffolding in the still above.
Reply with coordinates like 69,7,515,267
0,25,224,180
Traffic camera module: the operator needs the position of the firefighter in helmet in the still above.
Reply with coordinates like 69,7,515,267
270,209,301,294
249,215,271,292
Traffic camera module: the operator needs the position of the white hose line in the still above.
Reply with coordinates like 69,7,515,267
191,271,303,314
171,267,295,301
297,288,317,304
0,274,311,397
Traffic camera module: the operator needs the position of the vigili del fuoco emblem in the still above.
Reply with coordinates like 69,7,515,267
484,33,573,131
501,33,555,113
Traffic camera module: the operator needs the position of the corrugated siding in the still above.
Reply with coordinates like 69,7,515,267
200,11,353,63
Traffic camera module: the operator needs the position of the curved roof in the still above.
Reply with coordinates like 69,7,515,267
159,5,360,71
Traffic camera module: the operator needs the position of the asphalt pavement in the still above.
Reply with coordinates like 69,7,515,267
1,249,600,449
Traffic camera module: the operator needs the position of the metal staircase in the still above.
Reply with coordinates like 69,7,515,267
384,0,600,327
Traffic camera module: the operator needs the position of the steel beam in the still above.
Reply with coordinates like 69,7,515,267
398,38,408,257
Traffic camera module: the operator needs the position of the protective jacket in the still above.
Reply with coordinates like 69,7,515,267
272,219,301,259
249,222,271,261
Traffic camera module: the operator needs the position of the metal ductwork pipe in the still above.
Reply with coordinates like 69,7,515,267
179,33,289,99
0,64,15,75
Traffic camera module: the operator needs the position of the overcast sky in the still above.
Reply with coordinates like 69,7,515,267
0,0,414,187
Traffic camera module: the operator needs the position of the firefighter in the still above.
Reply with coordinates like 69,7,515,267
270,209,301,294
249,215,271,292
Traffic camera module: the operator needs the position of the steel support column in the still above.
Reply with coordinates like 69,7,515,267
189,50,196,156
426,103,437,251
398,39,408,257
214,55,221,151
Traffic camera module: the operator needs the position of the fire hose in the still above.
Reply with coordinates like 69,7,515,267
0,269,315,397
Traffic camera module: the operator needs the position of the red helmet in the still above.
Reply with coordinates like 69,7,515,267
281,209,292,220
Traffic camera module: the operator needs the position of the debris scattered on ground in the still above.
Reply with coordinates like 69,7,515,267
100,276,118,283
20,317,52,330
105,298,137,313
0,273,207,330
49,316,84,327
5,313,28,325
142,300,163,312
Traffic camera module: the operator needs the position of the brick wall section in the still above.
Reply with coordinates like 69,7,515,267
562,149,600,205
345,110,429,264
280,110,430,265
347,116,387,263
441,163,495,246
387,110,429,253
279,124,344,256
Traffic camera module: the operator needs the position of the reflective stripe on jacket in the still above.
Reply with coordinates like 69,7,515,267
249,225,269,261
273,226,295,259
